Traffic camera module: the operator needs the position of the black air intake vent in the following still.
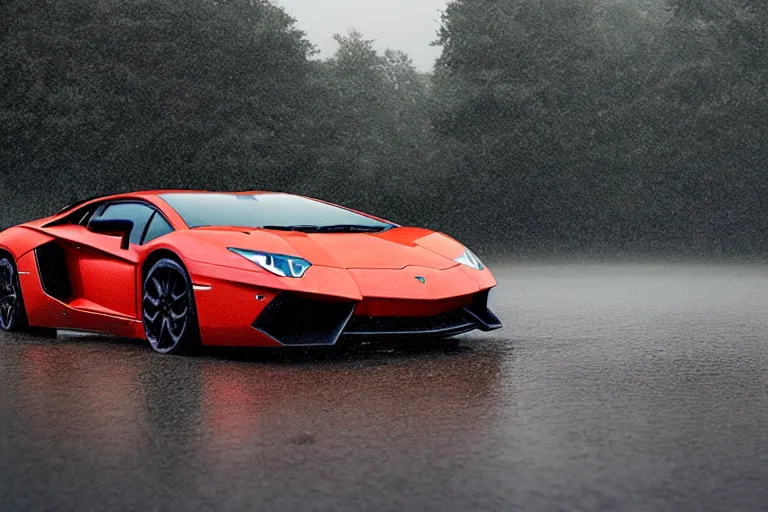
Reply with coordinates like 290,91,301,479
35,242,72,301
252,293,355,346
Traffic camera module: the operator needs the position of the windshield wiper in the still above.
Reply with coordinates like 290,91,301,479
261,225,321,232
260,224,387,233
316,224,387,233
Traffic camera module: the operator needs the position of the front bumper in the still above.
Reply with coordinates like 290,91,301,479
252,290,501,347
187,261,501,348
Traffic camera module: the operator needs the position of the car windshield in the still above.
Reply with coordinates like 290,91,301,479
160,193,393,231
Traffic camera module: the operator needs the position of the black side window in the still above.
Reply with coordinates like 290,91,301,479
76,204,101,226
90,203,154,245
46,202,103,227
142,212,174,244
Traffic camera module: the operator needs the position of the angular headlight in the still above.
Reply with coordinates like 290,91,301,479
454,246,484,270
228,248,311,278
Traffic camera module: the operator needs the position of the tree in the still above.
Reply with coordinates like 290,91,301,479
431,0,612,250
430,0,768,256
302,30,436,222
0,0,316,223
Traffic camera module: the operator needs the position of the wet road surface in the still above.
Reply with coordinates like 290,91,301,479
2,263,768,511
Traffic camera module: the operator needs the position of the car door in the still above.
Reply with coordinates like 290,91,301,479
43,201,155,320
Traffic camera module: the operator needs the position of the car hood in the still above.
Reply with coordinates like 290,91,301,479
189,226,463,270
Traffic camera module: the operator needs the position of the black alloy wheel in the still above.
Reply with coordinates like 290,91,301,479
0,257,23,331
142,258,199,354
0,255,58,338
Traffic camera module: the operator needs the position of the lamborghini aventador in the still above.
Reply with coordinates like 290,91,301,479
0,191,501,354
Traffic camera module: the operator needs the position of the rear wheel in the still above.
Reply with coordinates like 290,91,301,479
142,258,200,354
0,256,56,337
0,257,25,332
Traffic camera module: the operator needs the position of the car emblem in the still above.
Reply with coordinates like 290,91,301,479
415,276,426,284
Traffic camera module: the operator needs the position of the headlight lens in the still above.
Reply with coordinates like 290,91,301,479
454,246,484,270
228,248,311,278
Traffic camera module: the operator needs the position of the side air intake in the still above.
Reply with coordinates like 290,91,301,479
35,242,72,302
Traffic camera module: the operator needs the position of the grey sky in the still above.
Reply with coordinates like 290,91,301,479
274,0,448,71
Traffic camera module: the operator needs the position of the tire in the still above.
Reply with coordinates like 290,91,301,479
0,256,57,337
142,258,200,355
0,256,28,332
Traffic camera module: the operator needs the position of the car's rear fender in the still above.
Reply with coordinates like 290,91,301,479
0,226,56,260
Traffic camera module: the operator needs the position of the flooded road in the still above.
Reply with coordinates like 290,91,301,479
1,264,768,511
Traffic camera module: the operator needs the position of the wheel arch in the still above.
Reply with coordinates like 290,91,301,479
0,227,57,262
141,249,188,284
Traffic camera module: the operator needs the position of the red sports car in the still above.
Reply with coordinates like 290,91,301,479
0,191,501,354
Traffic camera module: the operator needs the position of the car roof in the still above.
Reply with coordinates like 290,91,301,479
113,189,276,198
56,190,278,213
48,190,395,229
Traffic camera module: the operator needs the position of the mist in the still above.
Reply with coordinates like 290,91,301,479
274,0,446,71
2,0,767,260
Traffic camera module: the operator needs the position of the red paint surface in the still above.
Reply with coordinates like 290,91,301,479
0,190,498,347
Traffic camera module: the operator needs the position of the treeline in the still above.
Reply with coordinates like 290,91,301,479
2,0,767,258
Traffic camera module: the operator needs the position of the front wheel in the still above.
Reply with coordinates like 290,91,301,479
142,258,200,355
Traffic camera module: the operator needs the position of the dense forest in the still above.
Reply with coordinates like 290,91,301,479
2,0,767,258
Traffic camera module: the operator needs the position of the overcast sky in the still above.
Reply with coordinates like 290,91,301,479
274,0,448,71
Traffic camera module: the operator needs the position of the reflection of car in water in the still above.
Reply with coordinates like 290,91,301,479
10,336,504,478
0,191,501,354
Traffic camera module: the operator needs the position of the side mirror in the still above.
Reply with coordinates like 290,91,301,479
88,219,133,250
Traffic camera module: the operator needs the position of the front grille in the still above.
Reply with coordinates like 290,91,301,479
343,308,475,338
252,293,355,346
